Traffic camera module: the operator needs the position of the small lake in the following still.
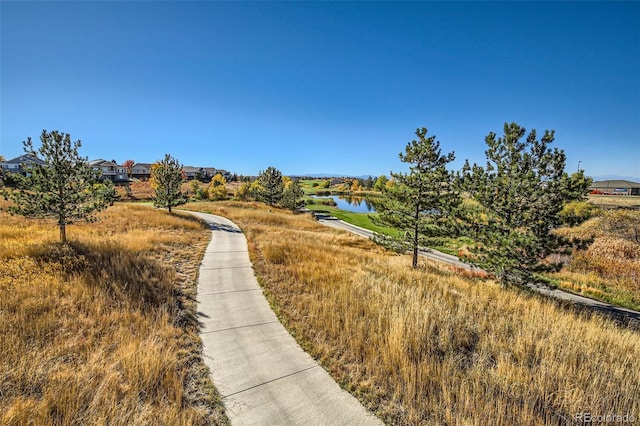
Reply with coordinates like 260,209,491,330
312,195,377,213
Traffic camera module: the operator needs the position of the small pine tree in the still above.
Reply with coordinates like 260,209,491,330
373,127,461,269
3,130,116,243
0,155,5,187
151,154,186,213
280,178,305,212
257,166,284,206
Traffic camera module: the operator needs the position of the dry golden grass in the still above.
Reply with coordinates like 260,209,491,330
552,210,640,310
187,201,640,425
588,194,640,209
0,203,228,425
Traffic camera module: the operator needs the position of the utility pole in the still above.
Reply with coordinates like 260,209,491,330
577,160,582,173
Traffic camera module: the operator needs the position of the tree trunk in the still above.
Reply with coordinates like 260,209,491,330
59,222,67,243
412,206,420,268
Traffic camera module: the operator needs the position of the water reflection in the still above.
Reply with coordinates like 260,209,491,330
312,195,376,213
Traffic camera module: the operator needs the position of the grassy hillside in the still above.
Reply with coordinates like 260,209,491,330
187,202,640,425
551,209,640,311
0,202,228,425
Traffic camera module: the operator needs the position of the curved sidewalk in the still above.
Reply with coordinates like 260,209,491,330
189,211,381,425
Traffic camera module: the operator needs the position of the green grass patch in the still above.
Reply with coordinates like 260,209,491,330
548,272,640,312
299,179,332,195
305,203,398,236
427,236,475,257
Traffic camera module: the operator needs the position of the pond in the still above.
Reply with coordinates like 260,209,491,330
311,195,377,213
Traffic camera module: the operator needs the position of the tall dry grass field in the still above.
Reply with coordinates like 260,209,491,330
188,202,640,425
588,194,640,209
552,209,640,310
0,202,228,425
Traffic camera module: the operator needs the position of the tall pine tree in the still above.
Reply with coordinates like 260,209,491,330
257,166,284,206
373,127,461,269
458,122,592,286
280,178,305,212
3,130,116,243
151,154,186,213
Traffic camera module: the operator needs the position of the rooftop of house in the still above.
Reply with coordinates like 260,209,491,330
89,159,120,167
3,154,47,165
591,180,640,188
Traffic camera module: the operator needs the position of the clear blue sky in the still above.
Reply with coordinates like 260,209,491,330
1,1,639,179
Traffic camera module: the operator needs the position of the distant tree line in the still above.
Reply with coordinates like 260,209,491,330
234,166,305,212
2,123,594,289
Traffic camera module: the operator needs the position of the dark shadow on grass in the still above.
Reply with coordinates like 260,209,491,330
569,300,640,331
521,284,640,331
31,242,177,312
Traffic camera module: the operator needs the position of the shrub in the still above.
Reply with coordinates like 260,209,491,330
560,201,599,226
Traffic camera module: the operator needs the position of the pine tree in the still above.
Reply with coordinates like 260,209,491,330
257,166,284,206
374,175,389,192
151,154,186,213
280,178,305,212
458,122,592,286
373,127,461,269
3,130,116,243
0,155,5,187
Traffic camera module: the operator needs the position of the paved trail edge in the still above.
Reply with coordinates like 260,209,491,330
188,211,382,426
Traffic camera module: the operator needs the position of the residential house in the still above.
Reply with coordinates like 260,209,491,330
1,154,46,175
204,167,232,181
131,163,153,180
589,180,640,196
182,166,208,181
89,159,128,182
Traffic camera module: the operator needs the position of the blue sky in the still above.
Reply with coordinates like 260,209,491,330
1,1,639,179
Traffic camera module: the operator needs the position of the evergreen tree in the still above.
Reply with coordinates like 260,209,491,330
257,166,284,206
373,127,461,269
280,178,305,212
458,122,592,286
3,130,116,243
0,155,5,187
374,175,388,192
364,176,375,189
151,154,186,213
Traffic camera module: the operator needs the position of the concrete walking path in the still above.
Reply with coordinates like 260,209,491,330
188,211,382,425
